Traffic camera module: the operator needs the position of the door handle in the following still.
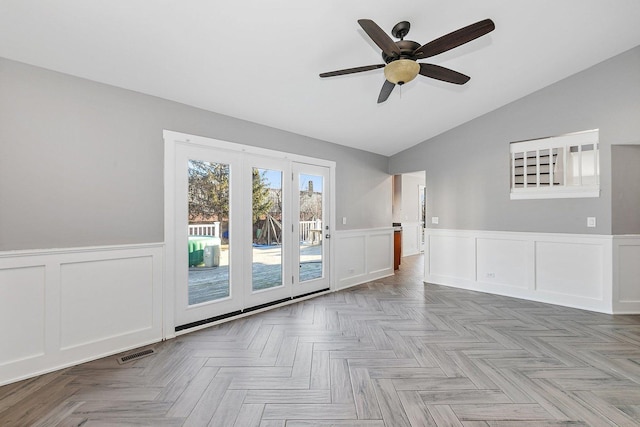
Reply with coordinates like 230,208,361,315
325,234,331,239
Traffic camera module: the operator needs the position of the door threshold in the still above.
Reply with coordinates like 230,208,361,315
175,288,330,334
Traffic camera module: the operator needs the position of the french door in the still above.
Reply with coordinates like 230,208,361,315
242,155,291,308
291,162,330,296
174,144,243,327
170,137,331,330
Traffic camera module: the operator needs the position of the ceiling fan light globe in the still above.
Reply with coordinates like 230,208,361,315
384,59,419,85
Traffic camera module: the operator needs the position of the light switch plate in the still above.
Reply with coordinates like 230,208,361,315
587,217,596,227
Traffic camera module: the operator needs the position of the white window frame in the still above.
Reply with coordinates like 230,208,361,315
510,129,600,200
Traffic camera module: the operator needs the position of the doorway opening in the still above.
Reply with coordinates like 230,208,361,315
392,171,426,261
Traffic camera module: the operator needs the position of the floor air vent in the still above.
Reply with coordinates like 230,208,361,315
116,347,156,364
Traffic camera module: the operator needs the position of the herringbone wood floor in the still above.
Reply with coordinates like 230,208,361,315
2,255,640,426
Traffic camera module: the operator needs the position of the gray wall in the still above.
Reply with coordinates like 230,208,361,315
389,46,640,235
0,58,391,251
612,145,640,235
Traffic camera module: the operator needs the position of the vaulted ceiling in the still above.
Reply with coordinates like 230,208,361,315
2,1,640,156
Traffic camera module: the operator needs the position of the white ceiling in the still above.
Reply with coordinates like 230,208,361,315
2,1,640,156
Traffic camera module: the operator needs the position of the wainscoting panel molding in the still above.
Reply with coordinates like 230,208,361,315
535,240,605,305
613,236,640,313
424,229,636,314
0,266,46,368
429,233,475,283
476,237,530,290
335,228,394,290
0,244,163,386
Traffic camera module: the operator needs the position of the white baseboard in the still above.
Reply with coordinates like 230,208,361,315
424,229,636,314
0,243,164,386
334,228,395,290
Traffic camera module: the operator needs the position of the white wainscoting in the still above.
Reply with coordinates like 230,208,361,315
424,229,628,314
401,222,423,257
0,244,163,386
613,235,640,314
334,228,394,290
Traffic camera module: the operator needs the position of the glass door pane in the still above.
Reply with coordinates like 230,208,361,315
292,162,330,297
252,168,283,291
175,142,242,329
187,160,230,305
298,173,324,282
244,156,291,309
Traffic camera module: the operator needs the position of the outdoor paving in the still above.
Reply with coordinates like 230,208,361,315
188,243,322,305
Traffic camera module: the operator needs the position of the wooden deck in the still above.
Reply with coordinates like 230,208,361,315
189,244,322,305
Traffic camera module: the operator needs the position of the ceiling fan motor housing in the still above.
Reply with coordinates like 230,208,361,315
381,40,421,64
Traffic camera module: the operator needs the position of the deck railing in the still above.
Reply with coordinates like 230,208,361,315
189,220,322,243
299,220,322,243
188,222,220,237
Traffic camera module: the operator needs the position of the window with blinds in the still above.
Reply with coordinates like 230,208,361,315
510,129,600,200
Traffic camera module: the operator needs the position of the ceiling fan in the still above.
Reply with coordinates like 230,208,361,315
319,18,495,103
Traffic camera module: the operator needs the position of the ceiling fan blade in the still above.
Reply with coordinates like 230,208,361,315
377,80,395,103
319,64,385,78
358,19,401,58
419,63,470,85
414,19,495,58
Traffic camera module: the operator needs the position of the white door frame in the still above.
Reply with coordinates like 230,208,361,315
419,184,426,253
163,130,336,338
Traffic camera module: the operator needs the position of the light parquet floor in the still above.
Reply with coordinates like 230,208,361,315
2,255,640,426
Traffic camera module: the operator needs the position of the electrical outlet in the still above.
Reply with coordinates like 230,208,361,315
431,217,439,224
587,217,596,228
342,217,347,225
486,272,495,278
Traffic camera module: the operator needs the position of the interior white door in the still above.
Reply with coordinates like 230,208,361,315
174,143,244,328
292,162,331,296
